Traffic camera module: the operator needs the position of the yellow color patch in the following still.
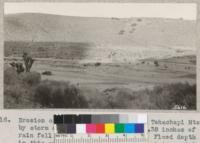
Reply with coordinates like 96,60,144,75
105,124,115,133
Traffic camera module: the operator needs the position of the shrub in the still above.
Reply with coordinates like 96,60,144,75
149,85,175,109
169,83,196,109
4,78,37,108
148,82,196,110
4,67,41,86
4,84,25,105
42,71,52,75
190,59,196,64
94,62,101,67
4,67,41,108
184,91,196,109
119,30,125,35
101,88,134,108
4,67,20,85
154,60,159,67
34,80,88,108
4,67,88,108
131,23,137,27
20,72,41,86
100,82,196,110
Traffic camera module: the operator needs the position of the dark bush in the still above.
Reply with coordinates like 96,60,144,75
131,23,137,27
4,67,89,108
145,82,196,110
4,84,25,105
154,60,159,67
4,67,20,85
119,30,125,35
33,81,52,107
20,72,41,86
34,80,88,108
168,83,196,109
4,71,38,108
190,59,196,64
4,67,41,86
4,67,41,108
94,62,101,67
42,71,52,75
100,82,196,110
100,88,134,109
149,85,175,109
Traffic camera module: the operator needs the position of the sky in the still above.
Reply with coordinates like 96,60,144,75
4,3,197,20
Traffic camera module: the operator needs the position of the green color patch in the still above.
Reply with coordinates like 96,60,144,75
115,124,124,133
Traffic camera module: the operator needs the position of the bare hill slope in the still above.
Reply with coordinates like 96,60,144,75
4,13,196,48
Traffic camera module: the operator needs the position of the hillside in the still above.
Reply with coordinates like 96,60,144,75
4,13,196,48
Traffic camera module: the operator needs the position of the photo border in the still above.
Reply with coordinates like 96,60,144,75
1,0,199,112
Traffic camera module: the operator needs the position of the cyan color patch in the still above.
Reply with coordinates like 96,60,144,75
124,123,135,133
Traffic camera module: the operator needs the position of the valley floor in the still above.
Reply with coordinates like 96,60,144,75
5,54,196,92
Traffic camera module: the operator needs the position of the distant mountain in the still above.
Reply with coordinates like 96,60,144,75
4,13,196,48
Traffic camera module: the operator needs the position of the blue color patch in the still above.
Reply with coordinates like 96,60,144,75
135,124,144,133
124,124,135,133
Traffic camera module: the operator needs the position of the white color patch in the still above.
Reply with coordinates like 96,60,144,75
137,114,147,123
76,124,86,133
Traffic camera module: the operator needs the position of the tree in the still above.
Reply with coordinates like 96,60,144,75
22,52,34,72
154,60,159,67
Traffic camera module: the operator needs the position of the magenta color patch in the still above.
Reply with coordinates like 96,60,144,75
86,124,96,133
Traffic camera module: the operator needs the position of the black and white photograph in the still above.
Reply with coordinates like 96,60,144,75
4,3,197,109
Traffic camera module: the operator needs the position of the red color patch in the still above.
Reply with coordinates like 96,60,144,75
96,124,105,133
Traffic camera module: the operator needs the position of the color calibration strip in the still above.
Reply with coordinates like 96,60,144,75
54,114,146,134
